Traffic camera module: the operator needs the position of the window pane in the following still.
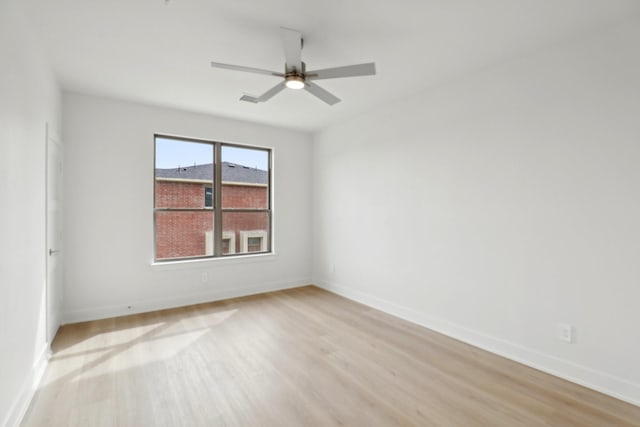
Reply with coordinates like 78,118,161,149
204,186,213,208
155,211,214,260
222,211,269,254
155,181,214,209
221,146,268,209
155,138,213,209
247,237,262,252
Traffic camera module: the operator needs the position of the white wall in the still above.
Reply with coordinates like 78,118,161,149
0,1,61,426
62,93,312,322
312,17,640,405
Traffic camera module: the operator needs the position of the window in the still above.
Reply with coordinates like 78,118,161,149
154,135,271,261
206,230,236,255
222,231,236,255
204,186,213,208
240,230,268,253
248,237,262,252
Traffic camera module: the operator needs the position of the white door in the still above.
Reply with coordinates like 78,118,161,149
46,124,63,342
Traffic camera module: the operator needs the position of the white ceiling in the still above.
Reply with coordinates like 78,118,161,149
20,0,640,131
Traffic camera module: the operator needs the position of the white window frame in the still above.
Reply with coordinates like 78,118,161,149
240,230,268,253
206,230,235,255
154,134,271,261
222,231,236,255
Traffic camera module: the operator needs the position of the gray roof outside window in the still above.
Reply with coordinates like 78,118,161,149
155,162,267,184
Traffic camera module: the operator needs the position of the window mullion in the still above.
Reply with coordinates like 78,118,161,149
214,142,223,257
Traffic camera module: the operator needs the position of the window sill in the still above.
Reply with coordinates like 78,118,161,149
150,252,278,271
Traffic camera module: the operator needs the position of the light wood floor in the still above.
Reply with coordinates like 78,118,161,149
23,286,640,426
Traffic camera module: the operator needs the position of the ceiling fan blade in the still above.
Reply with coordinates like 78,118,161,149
304,81,341,105
281,27,303,73
306,62,376,80
239,95,259,103
211,61,284,77
257,81,287,101
240,81,287,103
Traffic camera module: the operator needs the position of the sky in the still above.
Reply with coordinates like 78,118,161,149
155,137,269,170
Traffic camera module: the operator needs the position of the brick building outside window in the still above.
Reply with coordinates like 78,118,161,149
155,157,270,260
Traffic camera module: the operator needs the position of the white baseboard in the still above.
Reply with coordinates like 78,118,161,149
3,343,50,427
315,279,640,408
63,278,311,324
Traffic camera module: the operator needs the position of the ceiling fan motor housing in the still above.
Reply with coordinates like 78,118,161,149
284,62,305,89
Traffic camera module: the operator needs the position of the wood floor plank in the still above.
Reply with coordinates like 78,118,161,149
22,286,640,426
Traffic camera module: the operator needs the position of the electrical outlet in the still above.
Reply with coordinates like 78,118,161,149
330,263,335,274
558,323,574,343
201,272,208,283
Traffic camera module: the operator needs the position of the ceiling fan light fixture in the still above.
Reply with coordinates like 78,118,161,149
285,75,305,90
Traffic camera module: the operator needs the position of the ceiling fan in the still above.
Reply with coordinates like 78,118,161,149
210,27,376,106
